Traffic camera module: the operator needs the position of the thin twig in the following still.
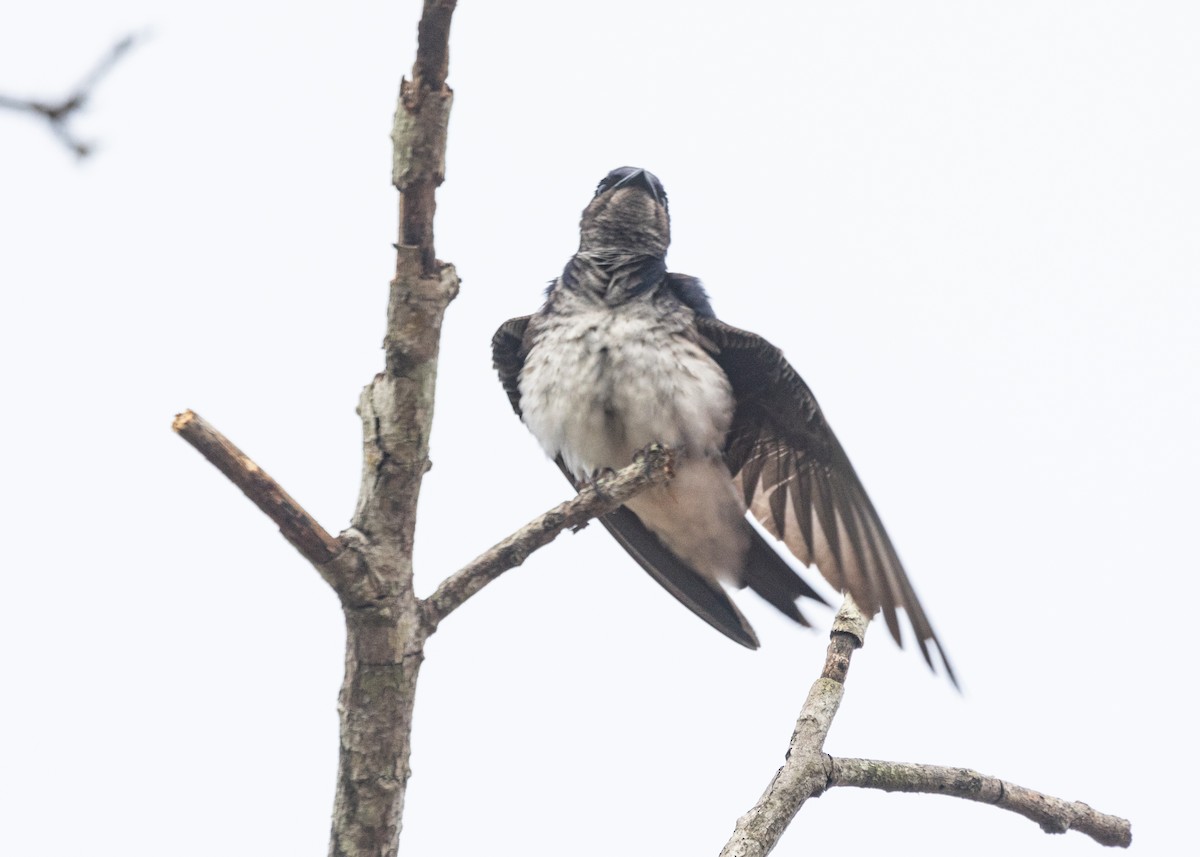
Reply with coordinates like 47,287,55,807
422,445,676,629
172,410,341,566
1,33,140,157
828,758,1132,847
721,596,1131,854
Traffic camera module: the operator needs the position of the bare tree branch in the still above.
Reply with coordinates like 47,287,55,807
392,1,456,274
720,598,869,857
1,33,140,157
422,445,676,629
322,3,460,853
170,4,460,853
828,758,1132,847
172,406,671,855
172,410,341,567
721,597,1131,855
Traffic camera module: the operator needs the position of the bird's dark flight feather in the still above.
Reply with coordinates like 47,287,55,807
693,314,957,686
492,315,532,415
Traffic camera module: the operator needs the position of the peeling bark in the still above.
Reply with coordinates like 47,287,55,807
326,2,462,848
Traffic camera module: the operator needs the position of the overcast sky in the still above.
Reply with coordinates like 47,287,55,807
2,2,1195,854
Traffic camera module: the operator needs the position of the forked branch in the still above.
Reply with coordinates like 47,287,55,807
1,33,140,157
174,405,675,620
720,598,1132,856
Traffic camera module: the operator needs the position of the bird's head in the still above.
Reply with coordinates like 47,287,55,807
578,167,670,258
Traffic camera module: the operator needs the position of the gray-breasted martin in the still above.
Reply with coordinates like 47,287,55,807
493,167,953,683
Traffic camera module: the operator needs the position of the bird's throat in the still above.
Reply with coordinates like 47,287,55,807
564,251,667,305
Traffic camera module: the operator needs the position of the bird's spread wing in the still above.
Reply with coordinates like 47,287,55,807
492,315,762,649
694,314,956,684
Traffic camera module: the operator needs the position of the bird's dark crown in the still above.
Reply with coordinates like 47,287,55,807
578,166,671,257
593,166,668,205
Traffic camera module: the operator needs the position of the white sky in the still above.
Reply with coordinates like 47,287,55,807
2,1,1195,854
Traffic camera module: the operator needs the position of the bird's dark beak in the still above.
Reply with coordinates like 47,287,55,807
611,168,661,205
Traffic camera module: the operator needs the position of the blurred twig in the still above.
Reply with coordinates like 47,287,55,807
0,33,140,157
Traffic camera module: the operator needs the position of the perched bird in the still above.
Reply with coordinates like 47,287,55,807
493,167,953,682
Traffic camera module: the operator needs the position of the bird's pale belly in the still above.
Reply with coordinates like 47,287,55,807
519,307,751,582
518,308,735,480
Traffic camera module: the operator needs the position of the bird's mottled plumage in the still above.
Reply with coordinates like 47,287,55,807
493,167,954,683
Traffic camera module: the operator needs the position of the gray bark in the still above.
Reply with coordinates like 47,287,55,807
720,599,1131,854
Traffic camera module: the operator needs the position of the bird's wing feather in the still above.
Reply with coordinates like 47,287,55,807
492,315,533,417
665,272,716,318
695,315,956,685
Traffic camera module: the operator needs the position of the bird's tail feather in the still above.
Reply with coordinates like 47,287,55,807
740,521,828,626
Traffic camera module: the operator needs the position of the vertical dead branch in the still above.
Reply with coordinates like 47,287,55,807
392,2,456,275
326,3,459,855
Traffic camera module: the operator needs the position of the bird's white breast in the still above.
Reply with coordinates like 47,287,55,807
518,298,735,482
